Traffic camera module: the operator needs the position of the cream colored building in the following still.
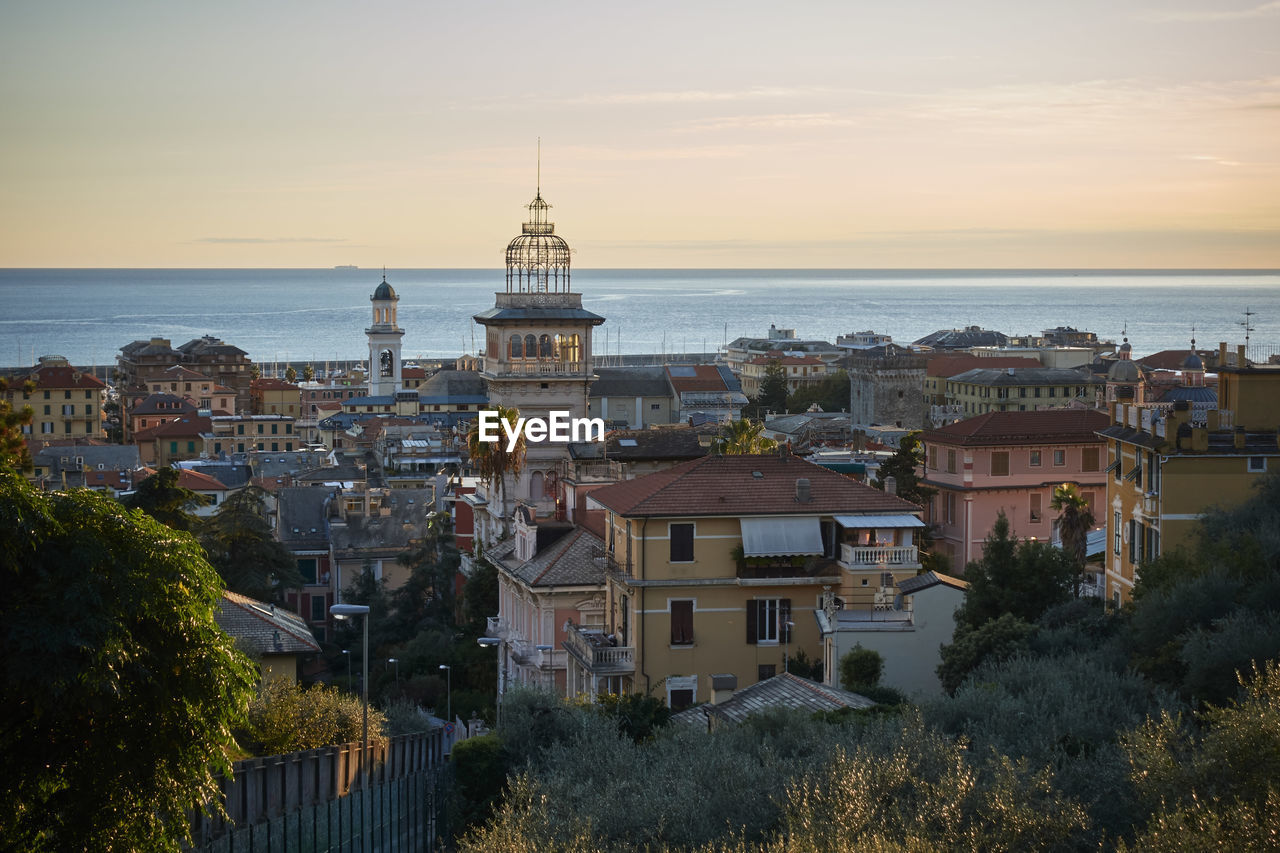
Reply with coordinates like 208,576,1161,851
5,355,107,441
576,452,925,708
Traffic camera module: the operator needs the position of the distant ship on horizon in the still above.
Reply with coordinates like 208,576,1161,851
333,264,358,270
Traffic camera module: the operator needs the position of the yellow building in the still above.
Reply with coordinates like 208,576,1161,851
1097,356,1280,606
251,377,303,417
739,355,830,399
943,366,1101,417
5,355,106,441
577,452,924,708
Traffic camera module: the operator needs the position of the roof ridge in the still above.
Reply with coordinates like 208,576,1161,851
221,592,320,651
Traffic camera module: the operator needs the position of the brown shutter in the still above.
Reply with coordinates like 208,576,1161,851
746,599,757,644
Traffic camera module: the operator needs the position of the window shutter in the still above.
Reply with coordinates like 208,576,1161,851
746,600,757,644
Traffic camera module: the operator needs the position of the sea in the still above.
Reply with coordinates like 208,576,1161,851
1,268,1277,370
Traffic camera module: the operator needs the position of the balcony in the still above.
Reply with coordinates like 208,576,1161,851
563,624,634,674
486,616,508,640
840,544,920,568
494,360,587,378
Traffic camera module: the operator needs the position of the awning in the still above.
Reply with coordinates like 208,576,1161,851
740,517,824,557
834,514,926,528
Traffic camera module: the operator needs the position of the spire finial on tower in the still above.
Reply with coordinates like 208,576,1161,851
536,137,541,198
1190,325,1196,350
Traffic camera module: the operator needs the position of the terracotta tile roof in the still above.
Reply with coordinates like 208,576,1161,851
20,365,108,390
83,469,133,489
215,591,320,656
925,354,1041,377
923,409,1110,447
666,364,731,393
588,452,922,517
174,468,229,491
130,393,199,416
1138,349,1216,370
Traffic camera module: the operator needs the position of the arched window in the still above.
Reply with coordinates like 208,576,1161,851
380,349,394,377
561,334,580,364
509,334,523,359
525,335,537,358
530,470,544,500
539,334,552,358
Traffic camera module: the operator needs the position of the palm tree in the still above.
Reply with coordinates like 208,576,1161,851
466,405,527,538
1051,482,1095,596
712,419,779,455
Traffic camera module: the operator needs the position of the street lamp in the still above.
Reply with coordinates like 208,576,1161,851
784,621,796,674
341,648,351,688
477,637,502,726
535,644,553,693
439,664,451,723
388,657,399,684
331,603,371,787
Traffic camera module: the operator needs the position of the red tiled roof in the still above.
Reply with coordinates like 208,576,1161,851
922,409,1110,447
589,452,921,517
925,355,1041,377
84,469,133,488
666,364,730,393
175,468,229,491
22,365,107,390
402,367,427,379
1138,350,1214,370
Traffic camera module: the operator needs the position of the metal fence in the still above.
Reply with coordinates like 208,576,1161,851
189,730,451,853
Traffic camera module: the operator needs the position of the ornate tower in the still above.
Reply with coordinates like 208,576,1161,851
367,272,404,398
473,186,605,533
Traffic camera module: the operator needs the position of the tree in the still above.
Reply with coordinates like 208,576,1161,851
466,405,527,537
786,369,850,414
302,363,316,382
0,473,257,851
955,512,1075,631
871,431,936,507
937,612,1037,694
711,418,778,455
464,554,500,634
122,466,208,531
199,485,304,600
0,377,35,473
250,363,262,380
755,359,788,416
838,644,884,691
241,678,387,756
1051,482,1095,595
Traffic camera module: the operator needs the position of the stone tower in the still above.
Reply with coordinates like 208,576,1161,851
367,273,404,398
473,187,605,536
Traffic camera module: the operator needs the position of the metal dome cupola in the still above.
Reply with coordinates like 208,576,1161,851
505,165,572,295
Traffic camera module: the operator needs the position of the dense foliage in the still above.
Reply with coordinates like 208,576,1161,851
449,475,1280,851
0,377,34,473
711,418,778,455
785,369,849,414
0,473,257,851
200,485,304,600
240,678,387,756
121,465,207,530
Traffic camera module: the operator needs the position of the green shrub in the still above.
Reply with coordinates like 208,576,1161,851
838,644,883,691
242,678,388,756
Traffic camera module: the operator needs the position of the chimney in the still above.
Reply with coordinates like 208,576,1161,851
884,475,898,496
796,478,812,503
1219,342,1228,367
710,673,737,704
1238,345,1247,368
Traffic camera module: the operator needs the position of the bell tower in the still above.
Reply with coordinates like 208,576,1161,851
367,272,404,398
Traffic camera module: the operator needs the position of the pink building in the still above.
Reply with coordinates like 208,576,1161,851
921,409,1110,569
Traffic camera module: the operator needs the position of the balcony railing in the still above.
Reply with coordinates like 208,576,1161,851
486,616,507,639
496,361,587,377
841,544,920,567
562,625,635,674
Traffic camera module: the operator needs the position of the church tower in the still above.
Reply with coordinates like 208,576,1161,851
367,272,404,398
473,184,605,535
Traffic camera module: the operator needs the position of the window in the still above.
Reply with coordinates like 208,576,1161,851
746,598,791,645
947,449,957,474
1128,520,1137,564
43,405,50,415
757,664,776,681
670,523,694,562
928,446,938,470
1114,511,1121,555
1053,449,1066,467
1030,493,1043,523
1248,457,1268,473
670,600,694,646
990,451,1009,476
169,441,178,453
62,404,74,416
310,595,326,622
1081,448,1100,472
670,689,694,710
650,403,660,410
1029,450,1041,467
945,491,956,526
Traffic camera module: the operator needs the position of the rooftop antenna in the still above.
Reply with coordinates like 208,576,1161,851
1238,308,1256,350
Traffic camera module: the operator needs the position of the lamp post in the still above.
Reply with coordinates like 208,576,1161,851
388,657,399,684
341,648,351,688
535,644,553,693
439,664,451,723
477,637,501,726
331,604,371,787
784,621,796,674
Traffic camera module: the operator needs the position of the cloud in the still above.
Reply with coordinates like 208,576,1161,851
675,113,855,132
1141,1,1280,22
193,237,347,244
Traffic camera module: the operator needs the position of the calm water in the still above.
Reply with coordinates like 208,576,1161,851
1,268,1277,368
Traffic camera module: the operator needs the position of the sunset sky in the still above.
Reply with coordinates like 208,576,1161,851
2,0,1278,268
